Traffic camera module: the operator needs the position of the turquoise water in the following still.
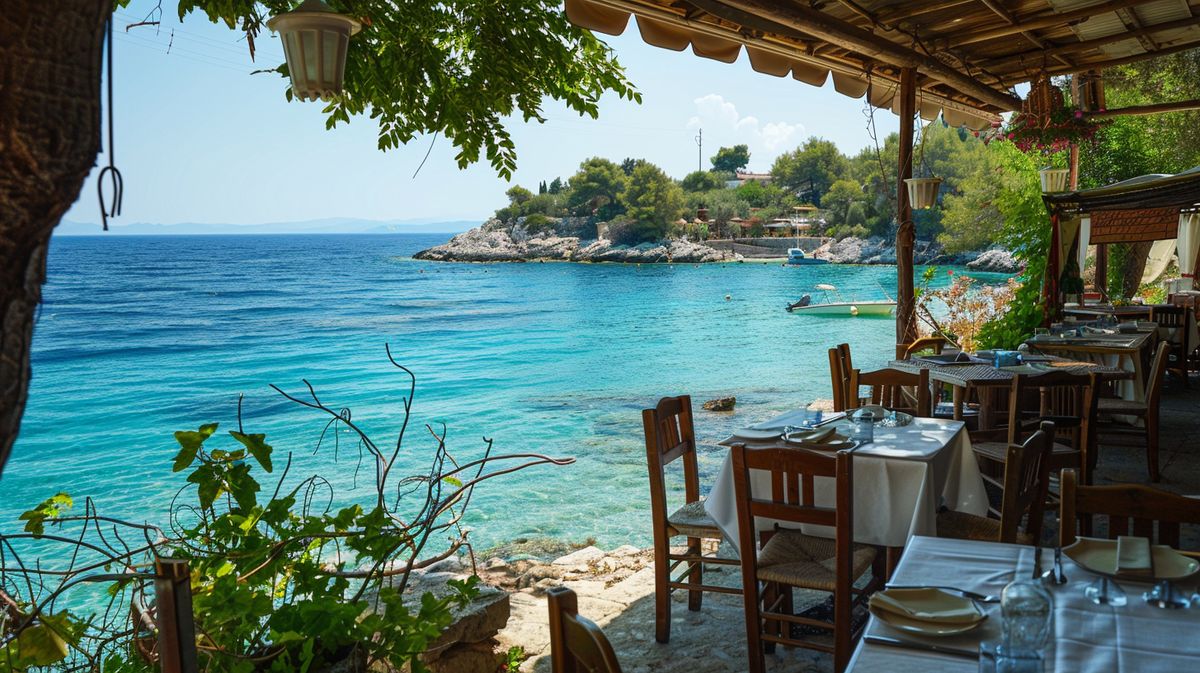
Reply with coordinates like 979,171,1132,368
3,234,999,551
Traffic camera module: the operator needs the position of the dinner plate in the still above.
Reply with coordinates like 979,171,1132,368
868,588,986,637
729,427,783,441
1063,537,1200,582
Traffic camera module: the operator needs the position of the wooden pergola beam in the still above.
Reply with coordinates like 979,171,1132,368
953,0,1164,47
714,0,1023,110
877,0,975,26
1085,99,1200,117
975,0,1074,68
896,67,918,352
981,15,1200,73
1004,39,1200,81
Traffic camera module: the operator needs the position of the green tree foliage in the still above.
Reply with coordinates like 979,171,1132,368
822,179,868,228
620,157,639,175
506,185,533,205
704,189,751,238
567,157,627,219
681,170,725,193
161,1,639,178
620,161,685,242
976,143,1051,349
771,137,851,205
710,144,750,174
548,177,565,194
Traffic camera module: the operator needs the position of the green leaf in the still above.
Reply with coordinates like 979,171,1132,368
229,430,273,472
19,492,73,536
173,423,218,472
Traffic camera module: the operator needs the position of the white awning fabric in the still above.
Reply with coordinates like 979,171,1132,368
565,0,997,130
1178,212,1200,279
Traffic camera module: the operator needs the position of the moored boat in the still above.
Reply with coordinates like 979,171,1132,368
786,283,896,316
786,248,829,265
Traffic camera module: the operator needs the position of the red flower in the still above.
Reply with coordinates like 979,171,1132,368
947,270,955,276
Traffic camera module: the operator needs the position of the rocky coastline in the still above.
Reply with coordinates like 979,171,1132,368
414,218,1022,273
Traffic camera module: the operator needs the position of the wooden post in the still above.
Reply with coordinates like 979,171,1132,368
1089,72,1109,295
154,559,199,673
895,67,917,356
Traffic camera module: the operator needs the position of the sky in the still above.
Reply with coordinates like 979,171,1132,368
64,0,902,229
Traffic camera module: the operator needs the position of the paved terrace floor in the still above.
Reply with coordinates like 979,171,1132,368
498,373,1200,672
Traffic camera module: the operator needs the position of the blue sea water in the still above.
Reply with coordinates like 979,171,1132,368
3,234,998,552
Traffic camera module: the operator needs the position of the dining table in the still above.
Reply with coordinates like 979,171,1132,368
846,535,1200,672
1025,330,1157,406
890,356,1131,430
704,410,988,568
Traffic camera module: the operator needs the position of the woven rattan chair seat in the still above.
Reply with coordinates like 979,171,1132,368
755,529,875,591
936,509,1034,545
666,500,722,539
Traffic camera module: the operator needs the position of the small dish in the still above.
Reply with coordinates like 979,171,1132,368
1063,537,1200,582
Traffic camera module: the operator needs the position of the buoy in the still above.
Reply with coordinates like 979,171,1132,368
850,305,859,316
725,294,732,301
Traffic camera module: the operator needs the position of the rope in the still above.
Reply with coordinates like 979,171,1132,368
97,16,123,232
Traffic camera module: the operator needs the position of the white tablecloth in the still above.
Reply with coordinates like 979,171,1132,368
705,416,988,552
847,536,1200,673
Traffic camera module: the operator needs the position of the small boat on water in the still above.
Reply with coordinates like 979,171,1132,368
786,248,829,265
786,283,896,316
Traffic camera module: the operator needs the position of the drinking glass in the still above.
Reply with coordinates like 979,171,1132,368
998,579,1053,664
850,411,874,443
1084,576,1127,606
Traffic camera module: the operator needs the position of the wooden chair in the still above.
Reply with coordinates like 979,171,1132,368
937,422,1054,545
731,445,880,673
642,395,740,644
1059,469,1200,551
827,344,856,411
1095,341,1170,482
1151,304,1191,385
971,371,1097,485
547,586,623,673
848,367,931,417
900,335,947,359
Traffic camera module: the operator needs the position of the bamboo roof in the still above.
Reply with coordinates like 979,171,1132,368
566,0,1200,129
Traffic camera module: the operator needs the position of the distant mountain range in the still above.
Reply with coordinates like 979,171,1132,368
54,217,480,236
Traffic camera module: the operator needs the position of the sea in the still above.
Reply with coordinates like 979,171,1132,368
2,234,1002,555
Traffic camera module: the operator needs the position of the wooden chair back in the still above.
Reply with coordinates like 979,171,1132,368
548,586,623,673
1145,341,1170,412
848,367,931,417
828,344,856,411
901,335,947,359
1151,304,1187,329
731,445,857,671
996,422,1054,543
1059,469,1200,551
642,396,700,531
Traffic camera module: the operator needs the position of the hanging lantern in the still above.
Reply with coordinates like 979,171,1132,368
1039,167,1071,193
268,0,361,102
904,178,943,209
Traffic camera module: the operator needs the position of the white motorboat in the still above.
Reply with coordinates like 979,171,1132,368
786,283,897,316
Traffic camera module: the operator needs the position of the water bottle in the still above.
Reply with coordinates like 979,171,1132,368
997,579,1053,671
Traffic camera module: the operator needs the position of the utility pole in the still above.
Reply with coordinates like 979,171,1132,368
695,128,702,172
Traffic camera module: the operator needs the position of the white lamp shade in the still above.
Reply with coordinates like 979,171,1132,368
904,178,942,209
268,0,361,102
1039,168,1070,193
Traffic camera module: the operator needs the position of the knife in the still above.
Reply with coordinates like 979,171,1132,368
864,634,979,659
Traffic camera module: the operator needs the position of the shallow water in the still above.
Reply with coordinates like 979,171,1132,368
3,234,1003,551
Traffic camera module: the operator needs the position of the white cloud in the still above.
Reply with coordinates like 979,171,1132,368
685,94,803,164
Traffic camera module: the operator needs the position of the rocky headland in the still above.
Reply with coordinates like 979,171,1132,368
413,218,741,264
414,218,1022,273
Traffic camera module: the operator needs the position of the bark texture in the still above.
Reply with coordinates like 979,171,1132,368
0,2,109,475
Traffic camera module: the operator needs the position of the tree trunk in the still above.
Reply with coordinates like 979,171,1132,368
1108,241,1153,299
0,2,109,475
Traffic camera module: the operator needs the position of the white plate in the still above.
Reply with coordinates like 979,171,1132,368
1063,537,1200,582
730,427,783,441
869,588,986,637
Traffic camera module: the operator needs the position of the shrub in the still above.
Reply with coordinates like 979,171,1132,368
522,213,557,236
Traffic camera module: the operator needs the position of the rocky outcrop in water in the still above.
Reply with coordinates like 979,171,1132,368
966,247,1022,273
413,218,741,264
813,236,1019,271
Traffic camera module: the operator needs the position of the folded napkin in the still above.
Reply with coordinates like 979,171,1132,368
1116,536,1154,578
786,425,838,444
868,590,981,624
